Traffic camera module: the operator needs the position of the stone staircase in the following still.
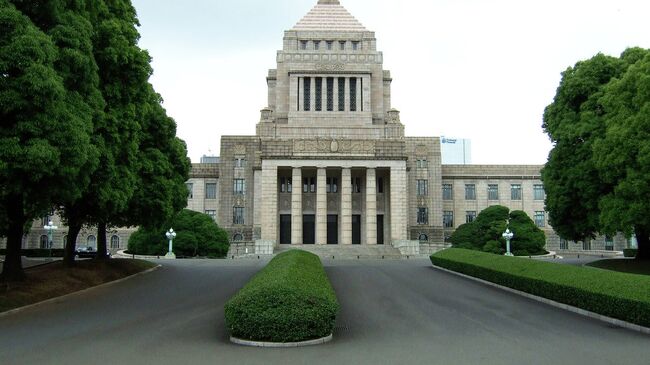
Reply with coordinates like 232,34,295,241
274,244,410,260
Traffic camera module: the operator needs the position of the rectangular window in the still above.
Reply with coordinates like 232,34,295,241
233,207,245,225
205,183,217,199
300,40,307,50
280,177,286,193
338,77,345,111
351,177,361,193
315,77,322,111
534,211,545,227
326,178,338,193
304,177,316,193
303,77,311,111
326,77,334,111
605,236,614,251
465,184,476,200
326,41,333,50
442,183,453,200
443,211,454,228
417,208,429,225
349,78,357,111
233,179,246,195
205,210,216,221
534,184,545,200
466,211,477,223
582,239,591,250
314,40,320,50
352,41,359,50
416,180,428,196
234,158,246,168
287,177,292,193
339,40,346,50
559,238,569,250
488,184,499,200
377,177,384,194
186,183,193,199
416,159,429,168
511,184,522,200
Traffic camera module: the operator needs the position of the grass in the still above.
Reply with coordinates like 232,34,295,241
431,248,650,328
587,259,650,276
0,259,156,313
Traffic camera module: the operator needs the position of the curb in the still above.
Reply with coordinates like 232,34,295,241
0,264,162,318
431,264,650,336
230,334,333,348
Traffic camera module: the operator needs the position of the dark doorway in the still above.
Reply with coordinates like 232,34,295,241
352,214,361,245
280,215,291,244
327,215,338,245
377,214,384,245
303,214,315,244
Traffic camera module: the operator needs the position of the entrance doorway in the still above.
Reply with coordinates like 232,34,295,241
352,214,361,245
377,214,384,245
327,215,338,245
280,215,291,244
303,214,315,244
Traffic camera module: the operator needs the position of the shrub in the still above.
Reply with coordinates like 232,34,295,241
623,249,638,258
224,250,339,342
128,209,229,258
0,249,65,257
431,248,650,328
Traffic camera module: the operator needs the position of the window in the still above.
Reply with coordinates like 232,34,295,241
110,235,120,249
417,180,428,196
416,159,428,168
303,77,311,111
466,211,477,223
351,177,361,193
300,40,307,50
582,239,591,250
186,183,193,199
326,41,333,50
339,40,346,50
559,238,569,250
465,184,476,200
418,233,428,242
443,211,454,228
233,234,244,242
534,211,545,227
233,207,245,225
234,158,247,168
417,208,429,225
87,235,96,248
326,177,338,193
511,184,522,200
605,236,614,251
205,210,216,221
303,177,316,193
315,77,323,111
314,40,320,50
233,179,246,195
280,177,293,193
40,235,49,249
442,184,452,200
352,41,359,50
534,184,545,200
488,184,499,200
377,177,384,194
338,77,345,111
349,78,357,111
205,183,217,199
326,77,334,111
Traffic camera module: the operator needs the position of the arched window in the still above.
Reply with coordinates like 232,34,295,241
110,235,120,249
418,233,428,242
40,235,49,249
87,235,96,248
233,234,244,242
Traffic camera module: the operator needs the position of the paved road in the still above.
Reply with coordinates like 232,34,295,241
0,259,648,365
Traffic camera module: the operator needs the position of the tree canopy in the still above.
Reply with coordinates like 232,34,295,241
542,48,650,259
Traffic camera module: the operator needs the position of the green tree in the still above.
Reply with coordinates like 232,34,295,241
450,206,547,256
128,209,230,258
0,0,95,280
542,48,650,259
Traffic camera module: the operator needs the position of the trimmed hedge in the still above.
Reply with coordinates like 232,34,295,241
224,250,339,342
623,249,638,258
0,249,65,257
430,248,650,328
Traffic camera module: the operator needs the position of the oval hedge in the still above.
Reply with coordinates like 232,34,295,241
224,250,339,343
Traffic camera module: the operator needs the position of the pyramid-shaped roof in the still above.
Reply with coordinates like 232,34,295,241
293,0,368,32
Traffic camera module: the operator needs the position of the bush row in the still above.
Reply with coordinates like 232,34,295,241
623,249,638,258
430,248,650,328
0,249,65,258
224,250,339,342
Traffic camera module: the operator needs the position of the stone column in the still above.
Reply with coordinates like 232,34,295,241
356,77,362,112
299,77,304,111
341,168,352,245
291,167,302,244
343,77,349,112
334,77,340,112
321,77,327,112
365,168,377,245
310,76,316,112
261,163,278,244
390,163,407,243
316,168,327,245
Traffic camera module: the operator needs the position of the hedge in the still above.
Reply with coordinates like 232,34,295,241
623,249,638,258
224,250,339,342
430,248,650,328
0,249,65,257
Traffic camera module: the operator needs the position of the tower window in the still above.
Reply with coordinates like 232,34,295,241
303,77,311,111
352,41,359,50
315,77,322,111
300,40,308,50
326,77,334,111
339,41,346,50
326,41,333,50
338,77,345,111
350,78,357,111
314,40,320,50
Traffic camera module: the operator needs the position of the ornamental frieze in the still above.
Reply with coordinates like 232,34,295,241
293,139,375,155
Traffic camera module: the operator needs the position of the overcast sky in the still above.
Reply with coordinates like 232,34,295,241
131,0,650,164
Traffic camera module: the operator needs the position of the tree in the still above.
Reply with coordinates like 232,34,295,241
128,210,230,258
542,48,650,259
450,206,547,256
0,1,96,281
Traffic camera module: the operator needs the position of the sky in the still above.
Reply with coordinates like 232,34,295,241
131,0,650,164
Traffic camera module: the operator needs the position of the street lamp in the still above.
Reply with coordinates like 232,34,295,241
165,228,177,259
502,228,514,256
43,221,58,257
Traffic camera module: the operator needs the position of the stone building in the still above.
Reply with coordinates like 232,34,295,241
1,0,630,255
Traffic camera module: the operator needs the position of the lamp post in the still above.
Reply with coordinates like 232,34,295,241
43,221,58,257
165,228,177,259
502,228,514,256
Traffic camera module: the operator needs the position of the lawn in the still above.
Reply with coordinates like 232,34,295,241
0,259,156,313
587,259,650,276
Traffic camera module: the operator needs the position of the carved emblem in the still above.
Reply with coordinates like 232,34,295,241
282,198,290,209
315,63,345,71
234,145,246,155
330,140,339,153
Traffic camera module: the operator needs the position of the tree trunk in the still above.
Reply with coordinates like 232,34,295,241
96,221,109,260
63,222,81,267
634,226,650,260
1,195,27,282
